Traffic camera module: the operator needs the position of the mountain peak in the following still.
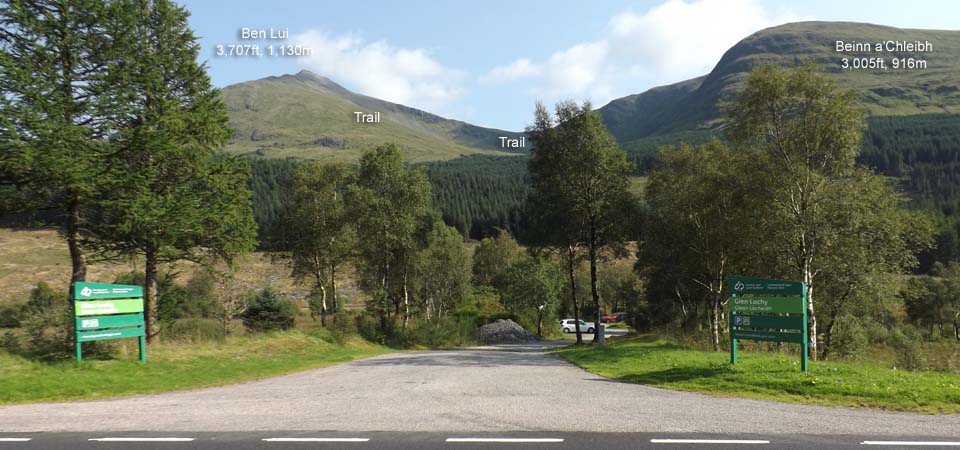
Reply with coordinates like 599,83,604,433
293,69,327,81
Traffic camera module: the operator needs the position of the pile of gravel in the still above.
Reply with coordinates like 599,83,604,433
474,319,540,344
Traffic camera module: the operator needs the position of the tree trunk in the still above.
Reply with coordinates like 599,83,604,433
568,245,583,344
144,250,159,344
537,308,543,337
805,269,817,360
330,263,338,314
318,283,328,328
711,293,720,351
66,197,87,296
402,270,410,328
588,219,601,343
954,312,959,340
821,307,840,360
380,262,389,332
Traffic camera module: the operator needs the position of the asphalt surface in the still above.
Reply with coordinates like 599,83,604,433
2,432,960,450
1,334,957,448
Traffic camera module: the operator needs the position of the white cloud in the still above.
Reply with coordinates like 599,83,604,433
485,0,800,105
606,0,798,79
292,30,466,111
479,58,541,84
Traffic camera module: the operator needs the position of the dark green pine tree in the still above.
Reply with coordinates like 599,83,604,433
0,0,114,300
88,0,257,342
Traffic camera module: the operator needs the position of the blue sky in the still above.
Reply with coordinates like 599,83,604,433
180,0,960,131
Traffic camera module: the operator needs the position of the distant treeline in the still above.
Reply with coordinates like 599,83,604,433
858,114,960,267
414,155,528,239
15,114,960,261
247,154,529,248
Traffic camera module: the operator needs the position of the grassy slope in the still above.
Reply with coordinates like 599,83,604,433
557,335,960,413
0,228,320,304
222,73,519,163
0,332,390,404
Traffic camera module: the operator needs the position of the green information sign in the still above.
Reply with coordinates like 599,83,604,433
728,276,804,296
77,327,145,342
73,282,146,363
733,329,804,344
732,314,804,330
728,275,808,372
75,313,144,331
74,282,143,300
729,296,805,314
75,299,144,316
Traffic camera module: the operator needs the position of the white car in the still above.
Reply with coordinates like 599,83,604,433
559,319,594,334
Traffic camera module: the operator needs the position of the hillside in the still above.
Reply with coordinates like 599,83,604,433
222,70,524,162
599,21,960,144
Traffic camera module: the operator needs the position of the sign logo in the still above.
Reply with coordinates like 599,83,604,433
80,286,92,297
734,281,745,292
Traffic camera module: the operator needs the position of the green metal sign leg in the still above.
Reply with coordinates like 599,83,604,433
801,286,809,372
138,335,147,363
730,296,738,365
75,342,82,362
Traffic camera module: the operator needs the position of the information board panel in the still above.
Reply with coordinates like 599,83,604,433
729,296,804,314
75,299,144,316
74,282,143,300
732,314,804,330
728,276,804,296
75,313,144,331
77,327,145,343
732,329,804,344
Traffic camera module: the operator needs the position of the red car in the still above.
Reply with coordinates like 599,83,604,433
600,312,627,323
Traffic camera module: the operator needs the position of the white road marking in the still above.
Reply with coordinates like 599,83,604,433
88,437,195,442
0,439,31,442
263,438,370,442
446,438,564,443
861,442,960,446
651,439,770,444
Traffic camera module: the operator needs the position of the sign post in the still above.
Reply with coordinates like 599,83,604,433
73,282,146,363
728,276,808,372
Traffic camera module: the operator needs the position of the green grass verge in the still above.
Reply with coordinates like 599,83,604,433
0,332,390,405
556,335,960,413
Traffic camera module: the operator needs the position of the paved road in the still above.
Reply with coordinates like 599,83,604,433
0,340,955,437
0,342,960,442
2,432,960,450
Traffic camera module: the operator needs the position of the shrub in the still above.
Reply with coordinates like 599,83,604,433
165,318,225,342
242,289,295,332
892,325,927,371
329,312,354,345
0,301,25,328
20,286,71,356
114,271,217,322
25,281,65,314
862,321,891,345
828,316,869,360
354,313,407,346
0,331,20,353
355,313,382,343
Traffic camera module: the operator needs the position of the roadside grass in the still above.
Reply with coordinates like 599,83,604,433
556,334,960,413
0,331,390,405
